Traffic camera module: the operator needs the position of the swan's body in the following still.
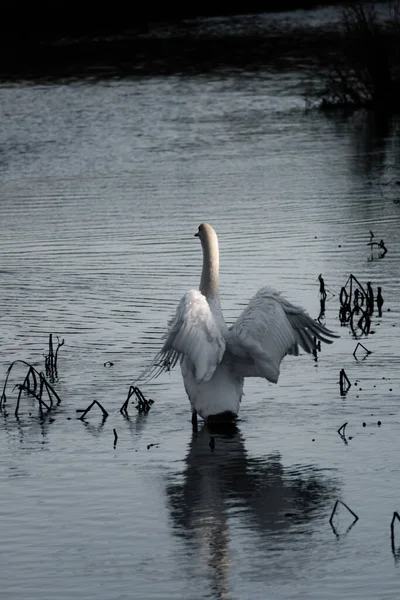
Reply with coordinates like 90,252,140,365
139,223,338,424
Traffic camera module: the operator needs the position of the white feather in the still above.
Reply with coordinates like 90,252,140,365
163,289,226,383
226,286,332,383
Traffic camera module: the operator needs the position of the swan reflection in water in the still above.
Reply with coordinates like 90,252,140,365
165,425,337,598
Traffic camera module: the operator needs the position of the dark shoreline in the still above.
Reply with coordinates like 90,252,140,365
0,10,340,82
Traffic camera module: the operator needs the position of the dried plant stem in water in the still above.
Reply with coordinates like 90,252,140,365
330,500,359,525
77,400,109,420
1,360,61,416
120,386,154,415
339,369,351,396
44,334,65,381
391,512,400,556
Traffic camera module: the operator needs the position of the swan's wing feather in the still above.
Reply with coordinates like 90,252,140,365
136,289,225,384
226,286,338,383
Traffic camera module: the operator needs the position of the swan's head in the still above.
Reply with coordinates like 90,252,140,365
194,223,218,247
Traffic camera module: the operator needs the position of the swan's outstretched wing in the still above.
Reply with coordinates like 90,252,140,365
136,289,226,384
225,286,338,383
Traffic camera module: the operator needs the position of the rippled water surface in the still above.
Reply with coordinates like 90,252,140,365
1,59,400,599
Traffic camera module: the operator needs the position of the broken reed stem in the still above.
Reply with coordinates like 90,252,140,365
15,385,24,417
339,369,351,395
337,422,348,436
45,334,65,380
135,386,147,403
350,274,366,297
1,360,61,416
391,512,400,555
341,274,367,308
353,342,371,359
27,367,38,393
41,373,62,406
49,334,54,362
350,308,371,337
113,428,118,447
120,386,153,415
78,400,109,420
54,336,65,371
37,396,50,412
120,386,136,414
15,383,51,414
329,500,359,527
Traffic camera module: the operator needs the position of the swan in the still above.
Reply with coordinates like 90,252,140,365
138,223,338,426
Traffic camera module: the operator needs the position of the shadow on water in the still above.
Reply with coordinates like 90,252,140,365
166,425,337,596
328,111,400,179
351,112,395,178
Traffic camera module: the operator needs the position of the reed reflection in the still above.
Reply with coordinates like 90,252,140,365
166,425,336,597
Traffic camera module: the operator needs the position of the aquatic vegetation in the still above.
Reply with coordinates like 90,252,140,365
329,500,359,537
310,2,400,113
391,512,400,557
338,273,383,336
339,368,352,396
353,342,372,361
76,400,109,420
0,359,61,417
120,385,154,415
44,333,64,382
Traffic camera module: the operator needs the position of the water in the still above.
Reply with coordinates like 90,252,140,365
1,35,400,600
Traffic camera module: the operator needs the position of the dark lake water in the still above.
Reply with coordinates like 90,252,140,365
1,11,400,599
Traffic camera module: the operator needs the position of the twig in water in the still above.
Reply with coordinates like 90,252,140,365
337,422,348,445
367,239,388,259
366,282,374,315
350,308,370,337
330,500,359,523
312,336,321,361
120,386,154,415
340,274,369,327
318,274,327,300
77,400,109,420
329,500,359,537
147,443,159,450
353,342,372,360
113,428,118,448
120,386,136,414
316,275,331,316
377,287,384,317
135,386,153,412
339,369,351,396
317,296,326,323
339,286,352,325
379,239,388,258
346,274,367,301
391,512,400,556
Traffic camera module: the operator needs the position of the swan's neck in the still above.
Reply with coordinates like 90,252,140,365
200,236,220,301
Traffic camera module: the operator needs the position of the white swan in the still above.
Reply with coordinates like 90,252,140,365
139,223,338,426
